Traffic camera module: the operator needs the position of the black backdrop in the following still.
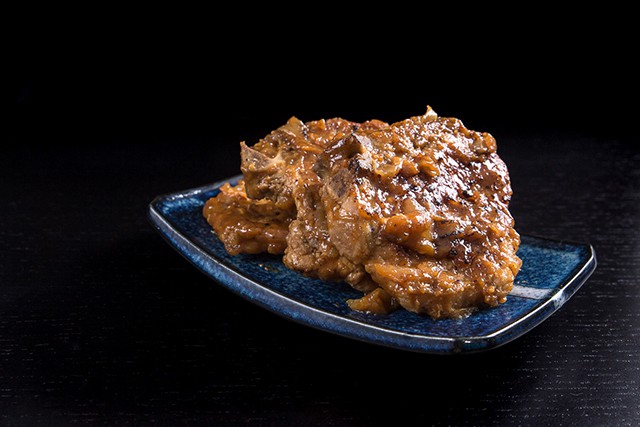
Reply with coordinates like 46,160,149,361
4,16,639,426
8,19,637,149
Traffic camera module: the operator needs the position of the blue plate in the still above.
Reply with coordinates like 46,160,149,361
148,176,596,354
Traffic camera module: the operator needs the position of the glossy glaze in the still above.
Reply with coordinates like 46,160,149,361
204,108,522,318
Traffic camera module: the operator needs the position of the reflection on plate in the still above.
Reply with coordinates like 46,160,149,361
148,176,596,354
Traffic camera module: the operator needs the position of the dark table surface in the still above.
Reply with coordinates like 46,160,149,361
4,39,640,425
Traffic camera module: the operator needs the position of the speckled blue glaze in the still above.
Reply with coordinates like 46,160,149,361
149,177,597,354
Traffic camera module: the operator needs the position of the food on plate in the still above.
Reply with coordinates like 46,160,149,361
203,107,522,319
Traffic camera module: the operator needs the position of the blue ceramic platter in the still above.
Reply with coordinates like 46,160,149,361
148,176,596,354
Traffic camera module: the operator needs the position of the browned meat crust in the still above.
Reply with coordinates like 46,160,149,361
203,107,522,319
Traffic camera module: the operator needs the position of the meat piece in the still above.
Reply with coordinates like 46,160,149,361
244,117,387,290
203,107,522,319
204,116,386,278
319,107,522,318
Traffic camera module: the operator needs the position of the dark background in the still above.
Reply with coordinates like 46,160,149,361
3,17,639,425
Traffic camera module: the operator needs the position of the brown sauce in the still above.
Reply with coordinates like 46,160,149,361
203,107,522,319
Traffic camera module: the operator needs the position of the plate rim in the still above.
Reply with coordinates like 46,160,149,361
148,178,597,354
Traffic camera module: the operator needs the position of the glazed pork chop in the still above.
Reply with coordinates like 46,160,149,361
203,116,387,293
203,107,522,319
